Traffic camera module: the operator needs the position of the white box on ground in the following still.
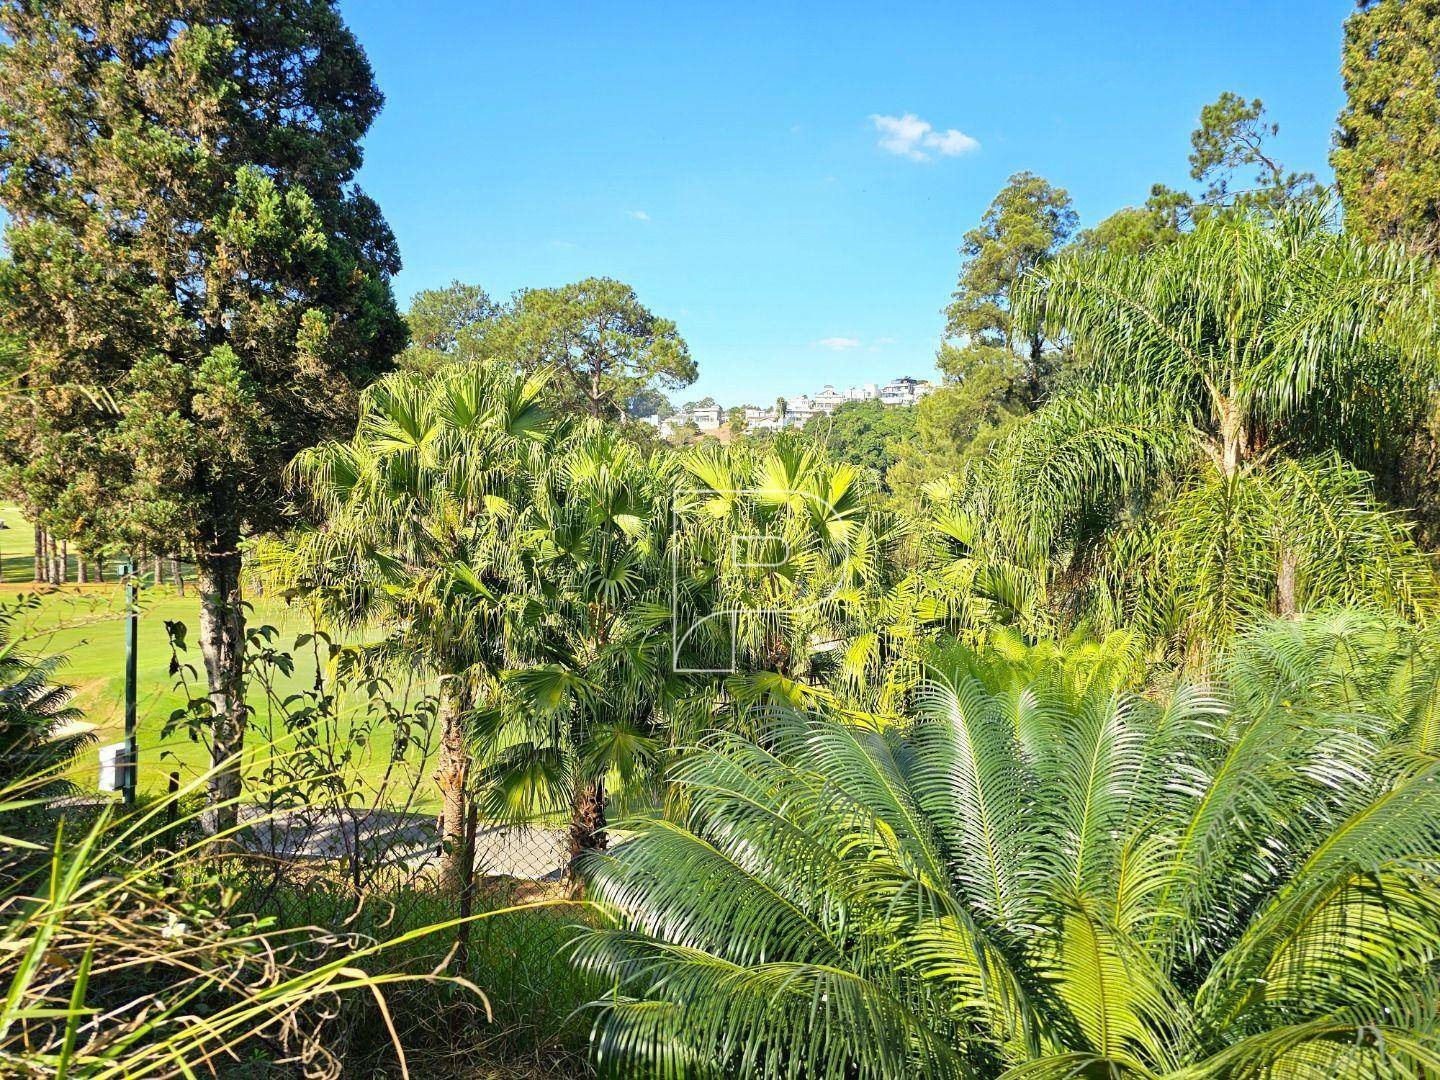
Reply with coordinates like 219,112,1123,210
98,742,127,792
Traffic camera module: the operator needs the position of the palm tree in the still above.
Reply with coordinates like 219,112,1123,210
480,434,920,872
573,615,1440,1078
674,439,902,695
974,204,1440,654
475,426,694,869
260,361,554,892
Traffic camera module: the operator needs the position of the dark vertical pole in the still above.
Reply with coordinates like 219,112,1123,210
121,561,138,807
457,802,478,969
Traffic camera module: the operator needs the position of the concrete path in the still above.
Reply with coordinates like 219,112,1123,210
238,806,574,880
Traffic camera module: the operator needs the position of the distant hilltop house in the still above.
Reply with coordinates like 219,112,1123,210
646,375,934,439
689,404,723,429
879,375,933,406
641,403,723,439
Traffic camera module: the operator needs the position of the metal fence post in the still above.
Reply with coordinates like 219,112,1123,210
120,560,138,807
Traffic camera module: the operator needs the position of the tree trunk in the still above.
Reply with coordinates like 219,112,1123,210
153,553,164,586
197,548,247,834
58,540,68,584
1218,394,1247,478
1276,547,1300,618
32,524,42,583
94,558,104,583
456,802,479,968
433,676,475,894
567,778,608,888
170,556,185,597
76,553,87,584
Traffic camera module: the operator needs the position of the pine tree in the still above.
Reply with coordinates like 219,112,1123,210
1334,0,1440,256
0,0,407,829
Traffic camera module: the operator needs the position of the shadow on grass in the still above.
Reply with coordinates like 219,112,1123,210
232,867,603,1078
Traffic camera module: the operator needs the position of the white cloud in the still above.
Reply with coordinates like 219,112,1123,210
925,128,980,156
814,336,862,351
870,113,979,161
625,209,651,221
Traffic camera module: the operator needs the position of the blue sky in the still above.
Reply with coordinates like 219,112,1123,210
342,0,1352,407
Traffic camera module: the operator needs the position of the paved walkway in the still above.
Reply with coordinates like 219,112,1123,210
238,806,573,880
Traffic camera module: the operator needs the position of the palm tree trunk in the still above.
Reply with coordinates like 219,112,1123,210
197,546,247,834
434,676,475,894
456,802,479,967
1276,547,1300,618
1220,405,1244,477
1217,388,1250,478
567,778,608,885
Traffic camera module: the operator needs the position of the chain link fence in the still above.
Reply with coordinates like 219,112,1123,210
223,806,601,1076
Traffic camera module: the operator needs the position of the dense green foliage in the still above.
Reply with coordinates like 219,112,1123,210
0,0,407,828
1335,0,1440,256
6,2,1440,1077
885,173,1084,497
402,280,502,370
578,613,1440,1078
397,277,695,421
945,171,1076,407
888,346,1032,496
0,599,85,788
966,206,1440,655
485,278,696,419
801,400,915,487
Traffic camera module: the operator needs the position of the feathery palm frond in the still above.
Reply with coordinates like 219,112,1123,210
576,620,1440,1078
970,205,1440,659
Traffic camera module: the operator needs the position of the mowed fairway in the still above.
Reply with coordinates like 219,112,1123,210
3,506,439,806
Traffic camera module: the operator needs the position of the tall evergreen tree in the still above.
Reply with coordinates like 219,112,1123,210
398,280,500,373
1187,92,1321,213
0,0,407,828
1334,0,1440,257
944,172,1077,408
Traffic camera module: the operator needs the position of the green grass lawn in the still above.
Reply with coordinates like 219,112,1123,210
4,506,439,807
